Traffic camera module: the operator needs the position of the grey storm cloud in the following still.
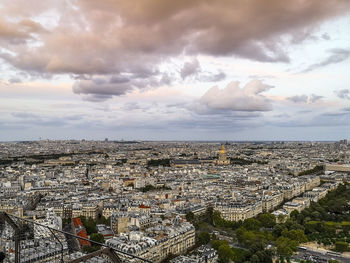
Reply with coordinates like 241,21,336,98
10,112,67,127
309,94,324,103
8,111,86,129
180,58,226,82
11,112,39,119
80,94,113,102
181,58,200,79
8,77,22,83
287,95,308,103
197,71,226,82
287,94,323,103
72,73,172,100
302,48,350,72
321,111,350,117
334,89,350,99
196,80,273,113
321,33,331,40
276,111,350,128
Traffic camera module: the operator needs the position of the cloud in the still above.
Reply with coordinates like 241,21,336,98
0,17,45,44
277,111,350,128
196,80,273,113
309,94,323,103
302,48,350,72
334,89,350,99
287,95,308,103
321,111,350,117
72,72,172,100
181,58,200,79
179,59,226,82
287,94,323,103
73,78,130,97
80,94,113,102
321,33,331,40
9,112,68,127
0,0,349,78
11,112,39,118
197,71,226,82
8,77,22,83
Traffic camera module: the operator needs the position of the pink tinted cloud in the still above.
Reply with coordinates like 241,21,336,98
1,0,350,99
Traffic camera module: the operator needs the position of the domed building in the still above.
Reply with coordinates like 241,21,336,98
216,145,230,165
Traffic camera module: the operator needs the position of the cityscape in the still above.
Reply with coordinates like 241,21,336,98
1,0,350,263
0,140,349,262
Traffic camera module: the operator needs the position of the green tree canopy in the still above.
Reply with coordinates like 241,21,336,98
80,216,97,235
211,239,229,250
290,210,299,220
197,231,211,245
281,229,307,243
258,213,276,228
186,211,195,222
90,233,105,244
243,218,261,231
335,241,348,252
218,244,234,263
276,236,298,257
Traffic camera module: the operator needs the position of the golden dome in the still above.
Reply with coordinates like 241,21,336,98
220,145,226,155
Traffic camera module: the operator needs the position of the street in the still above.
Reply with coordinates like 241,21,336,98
293,248,350,263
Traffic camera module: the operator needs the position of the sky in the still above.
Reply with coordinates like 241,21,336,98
1,0,350,141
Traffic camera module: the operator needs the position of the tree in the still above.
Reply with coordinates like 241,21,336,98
197,231,211,245
258,213,276,228
90,233,105,244
211,239,229,250
231,247,249,263
276,237,298,257
341,221,350,232
82,245,100,253
273,224,287,237
277,214,286,223
281,229,307,243
62,218,71,226
205,206,214,225
84,217,97,235
255,250,267,262
311,211,321,220
290,210,299,220
284,219,304,231
243,218,261,231
236,227,246,244
213,211,235,228
335,241,348,252
250,254,260,263
97,215,109,225
218,244,234,263
186,212,195,222
241,230,257,247
147,159,170,167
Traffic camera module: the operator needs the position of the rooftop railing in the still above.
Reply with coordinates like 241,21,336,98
0,212,152,263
